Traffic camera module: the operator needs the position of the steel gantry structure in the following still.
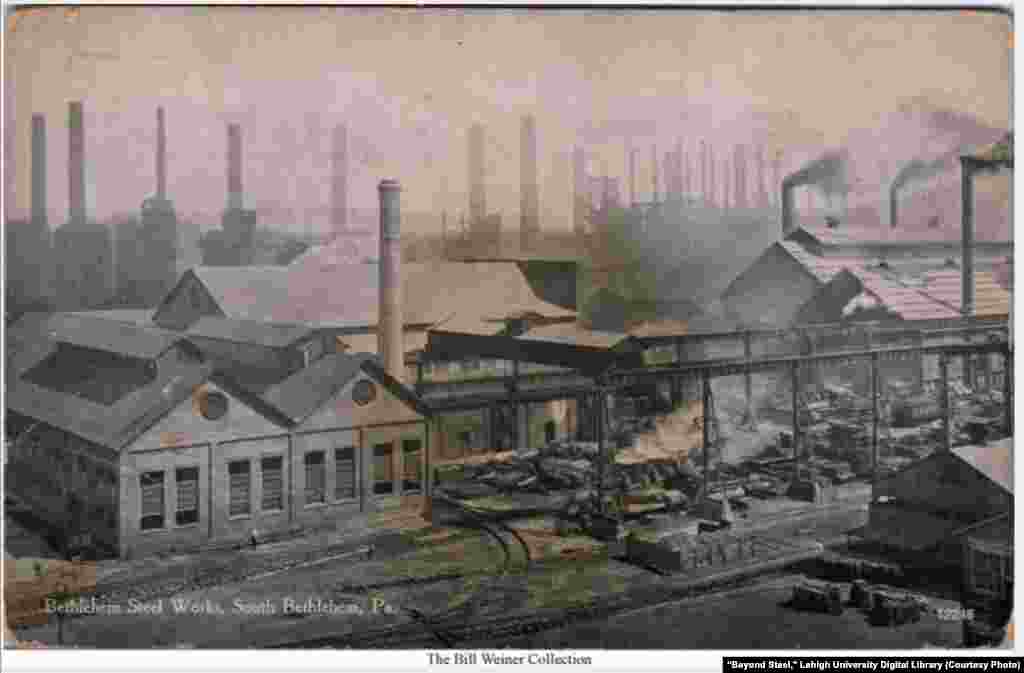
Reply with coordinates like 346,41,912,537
416,319,1011,501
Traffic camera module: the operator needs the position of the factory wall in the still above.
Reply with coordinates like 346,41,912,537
720,244,821,327
114,373,427,559
4,420,120,554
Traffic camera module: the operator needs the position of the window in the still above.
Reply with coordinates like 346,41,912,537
174,467,199,526
139,471,165,530
261,456,284,511
334,447,357,501
373,443,394,495
402,440,422,494
304,452,326,505
228,460,251,517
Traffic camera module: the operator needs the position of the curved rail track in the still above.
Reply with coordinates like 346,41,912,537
286,495,532,647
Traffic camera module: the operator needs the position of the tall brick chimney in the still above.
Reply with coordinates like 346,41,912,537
227,123,243,210
68,101,85,222
31,114,46,225
378,179,404,381
156,107,166,200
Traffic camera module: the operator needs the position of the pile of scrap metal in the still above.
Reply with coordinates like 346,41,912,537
790,578,844,615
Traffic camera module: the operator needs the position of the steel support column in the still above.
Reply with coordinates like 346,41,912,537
595,385,606,515
791,360,801,482
743,330,755,426
871,352,880,489
701,370,711,499
1004,347,1013,437
939,352,952,453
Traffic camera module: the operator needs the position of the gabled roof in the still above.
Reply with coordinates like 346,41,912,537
258,352,370,425
919,269,1012,318
186,316,317,348
779,242,961,321
6,343,214,451
788,224,1013,247
179,259,574,329
853,268,961,321
953,439,1012,494
9,312,182,360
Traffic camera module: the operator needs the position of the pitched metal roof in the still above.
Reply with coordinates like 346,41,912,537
6,344,214,451
952,438,1012,494
919,269,1012,318
792,224,1013,247
780,242,961,321
8,312,182,360
258,352,372,424
854,268,961,321
187,259,574,329
186,316,317,348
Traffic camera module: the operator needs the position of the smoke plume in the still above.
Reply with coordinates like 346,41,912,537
782,149,849,195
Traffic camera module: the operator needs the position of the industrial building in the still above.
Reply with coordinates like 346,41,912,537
866,438,1012,611
4,311,429,560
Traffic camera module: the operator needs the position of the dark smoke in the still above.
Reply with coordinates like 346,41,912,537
782,149,849,195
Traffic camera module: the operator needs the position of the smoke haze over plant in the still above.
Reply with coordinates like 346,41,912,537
4,7,1011,238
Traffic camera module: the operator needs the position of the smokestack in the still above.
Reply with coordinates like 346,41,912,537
628,147,636,206
331,123,348,233
519,114,539,252
572,146,587,237
651,145,659,202
960,158,975,318
889,187,899,229
156,107,166,199
781,179,795,237
68,101,85,222
734,145,747,209
227,123,243,210
708,145,717,207
31,114,46,225
378,179,404,381
468,123,486,225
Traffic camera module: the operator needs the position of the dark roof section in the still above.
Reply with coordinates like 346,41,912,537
10,312,182,360
259,352,372,425
6,343,214,451
186,316,317,348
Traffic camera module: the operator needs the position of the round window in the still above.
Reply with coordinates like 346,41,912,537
200,391,229,420
352,379,377,406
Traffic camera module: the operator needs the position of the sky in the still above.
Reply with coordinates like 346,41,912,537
3,6,1013,233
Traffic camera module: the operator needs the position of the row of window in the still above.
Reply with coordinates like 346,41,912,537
138,440,423,531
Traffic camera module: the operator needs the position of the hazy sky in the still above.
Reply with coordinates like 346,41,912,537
4,6,1012,232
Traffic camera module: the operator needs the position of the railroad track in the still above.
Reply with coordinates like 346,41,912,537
285,498,533,649
277,565,790,649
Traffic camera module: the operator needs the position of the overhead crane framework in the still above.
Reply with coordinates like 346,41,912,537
418,319,1011,505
